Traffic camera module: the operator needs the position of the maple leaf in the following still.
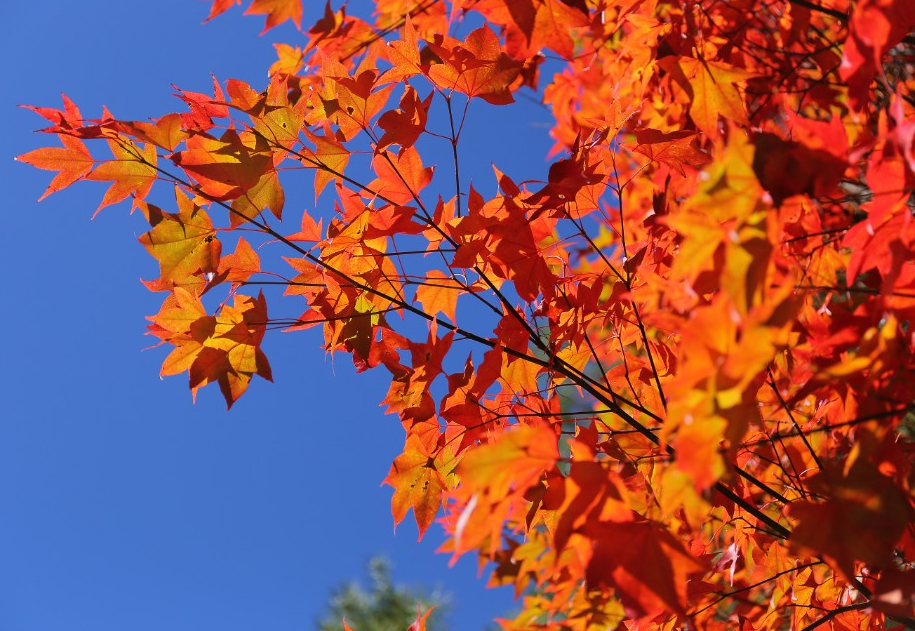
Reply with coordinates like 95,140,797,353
149,289,272,408
631,128,710,175
327,67,396,137
171,130,272,201
116,114,188,152
382,17,425,85
662,57,755,138
202,0,241,22
384,434,448,538
790,460,915,580
549,440,631,551
474,0,590,59
251,78,307,152
302,125,350,198
458,422,559,506
214,236,260,290
16,134,94,201
86,139,159,213
582,519,706,618
300,1,377,63
20,93,85,133
376,85,432,152
230,168,285,226
137,189,221,293
226,78,263,113
415,270,463,323
269,42,305,77
303,1,343,52
287,209,324,243
174,79,229,132
367,147,434,205
363,204,425,239
752,132,847,206
426,26,522,105
447,422,559,556
243,0,302,34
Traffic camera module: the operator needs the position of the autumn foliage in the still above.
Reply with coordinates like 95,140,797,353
18,0,915,629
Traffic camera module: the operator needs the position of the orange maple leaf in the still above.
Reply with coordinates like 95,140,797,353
16,134,94,201
382,17,425,85
384,434,448,538
116,114,188,152
790,460,915,580
244,0,302,34
415,270,463,324
631,128,710,176
377,85,432,152
137,190,221,294
203,0,241,22
664,57,755,138
302,125,350,199
367,146,434,205
214,236,261,289
171,130,272,201
230,168,285,226
582,519,706,618
426,25,522,105
149,289,272,408
474,0,590,59
86,139,159,214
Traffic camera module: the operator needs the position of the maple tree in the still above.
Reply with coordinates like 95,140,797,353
17,0,915,629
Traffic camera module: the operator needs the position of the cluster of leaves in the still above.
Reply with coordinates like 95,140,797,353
18,0,915,629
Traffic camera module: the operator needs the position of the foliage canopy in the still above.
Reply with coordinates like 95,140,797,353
19,0,915,629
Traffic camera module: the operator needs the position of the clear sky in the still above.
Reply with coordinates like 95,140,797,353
2,2,556,629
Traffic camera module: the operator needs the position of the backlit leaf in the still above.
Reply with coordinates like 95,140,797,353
426,25,522,105
138,189,221,293
16,134,94,201
87,139,159,213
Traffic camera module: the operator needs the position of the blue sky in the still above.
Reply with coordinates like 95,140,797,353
2,2,557,629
